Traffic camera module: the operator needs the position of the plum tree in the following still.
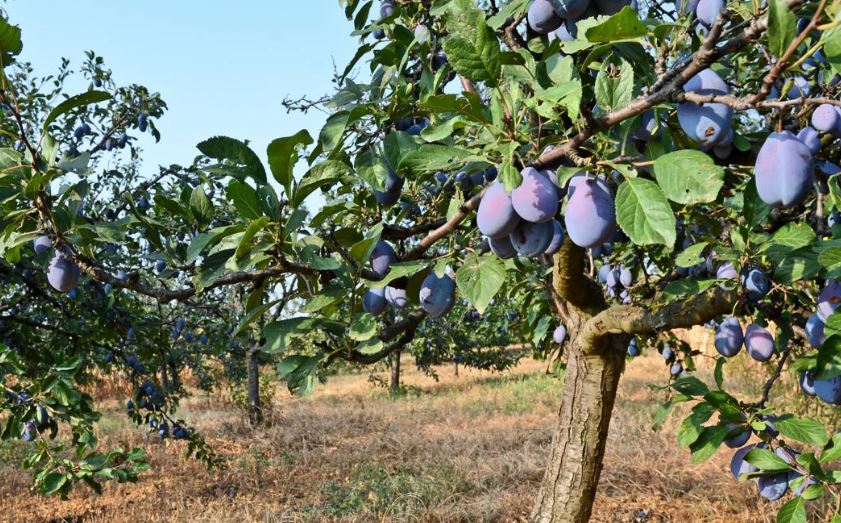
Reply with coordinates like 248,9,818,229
4,0,841,520
754,131,814,208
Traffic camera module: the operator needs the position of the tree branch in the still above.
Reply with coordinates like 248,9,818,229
579,285,739,349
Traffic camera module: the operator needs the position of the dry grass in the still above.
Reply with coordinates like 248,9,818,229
0,344,834,523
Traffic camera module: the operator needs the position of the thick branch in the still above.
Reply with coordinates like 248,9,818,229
552,238,604,313
579,285,739,348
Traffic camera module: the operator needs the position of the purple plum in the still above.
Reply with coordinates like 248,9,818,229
744,323,775,362
477,183,521,238
511,167,559,223
754,131,814,208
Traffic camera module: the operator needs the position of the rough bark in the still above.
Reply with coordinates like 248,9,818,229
389,349,401,394
246,343,262,425
532,240,738,522
531,331,626,522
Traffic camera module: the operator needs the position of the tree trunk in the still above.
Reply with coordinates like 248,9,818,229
530,336,625,523
454,361,459,377
247,344,263,425
389,350,401,394
160,365,169,392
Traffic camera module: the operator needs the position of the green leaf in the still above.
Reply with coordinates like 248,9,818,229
294,160,349,207
816,334,841,380
264,318,345,353
677,403,715,448
654,150,724,205
235,217,269,260
441,17,502,87
349,224,383,265
594,58,633,112
319,106,370,155
714,357,726,389
366,260,430,288
743,178,771,227
745,448,793,471
823,25,841,78
42,473,68,495
400,144,483,173
267,129,313,193
615,177,676,248
349,313,377,342
776,497,806,523
819,246,841,273
672,375,709,396
300,283,344,313
584,6,647,42
226,180,262,219
190,186,214,224
455,253,506,314
820,432,841,464
419,94,491,123
197,136,267,185
0,18,23,66
42,91,111,131
767,0,797,59
663,278,717,299
775,417,829,447
689,425,728,463
676,242,709,268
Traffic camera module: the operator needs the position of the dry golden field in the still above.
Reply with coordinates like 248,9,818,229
0,329,836,522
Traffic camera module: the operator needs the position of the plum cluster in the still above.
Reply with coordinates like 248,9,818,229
363,240,456,319
730,443,817,500
797,281,841,404
527,0,633,39
479,168,617,260
597,263,633,303
714,317,776,362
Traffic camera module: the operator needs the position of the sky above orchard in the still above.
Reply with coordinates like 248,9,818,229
6,1,358,205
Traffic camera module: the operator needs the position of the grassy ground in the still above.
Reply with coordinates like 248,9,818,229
0,336,836,522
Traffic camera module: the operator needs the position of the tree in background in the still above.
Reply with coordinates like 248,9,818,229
3,0,841,521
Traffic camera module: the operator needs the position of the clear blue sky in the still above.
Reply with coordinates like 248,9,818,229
6,1,359,176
